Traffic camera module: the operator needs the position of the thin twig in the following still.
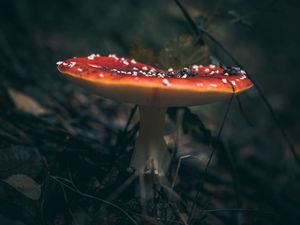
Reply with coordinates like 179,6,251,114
235,95,254,127
50,175,138,225
106,173,137,201
59,182,79,225
173,108,184,160
171,155,192,190
219,85,243,210
124,105,138,133
173,0,204,45
188,93,234,224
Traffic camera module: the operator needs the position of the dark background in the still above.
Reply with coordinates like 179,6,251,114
0,0,300,225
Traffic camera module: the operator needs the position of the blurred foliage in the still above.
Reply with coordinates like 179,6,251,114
129,45,157,66
0,0,300,225
158,35,211,69
130,35,211,69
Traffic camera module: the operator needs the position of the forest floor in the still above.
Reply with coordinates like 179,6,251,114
1,1,300,225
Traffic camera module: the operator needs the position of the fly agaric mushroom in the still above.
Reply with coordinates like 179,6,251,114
57,54,253,176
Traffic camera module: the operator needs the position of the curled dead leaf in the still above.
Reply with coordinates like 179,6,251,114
8,89,49,116
4,174,41,200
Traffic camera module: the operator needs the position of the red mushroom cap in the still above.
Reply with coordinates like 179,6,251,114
57,54,253,106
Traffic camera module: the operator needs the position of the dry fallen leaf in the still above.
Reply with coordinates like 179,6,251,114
8,89,49,116
4,174,41,200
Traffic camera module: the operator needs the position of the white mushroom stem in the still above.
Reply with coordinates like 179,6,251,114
130,105,171,176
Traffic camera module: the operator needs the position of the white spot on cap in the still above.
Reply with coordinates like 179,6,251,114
56,61,63,65
77,68,84,72
157,73,164,78
196,83,204,87
142,66,148,70
210,71,215,75
131,59,137,64
63,62,68,66
224,73,229,76
108,54,118,59
123,60,129,65
204,68,210,73
230,80,236,86
221,78,228,83
192,65,199,71
162,78,172,87
210,83,218,87
88,54,96,60
99,73,104,78
88,64,102,68
168,68,174,72
209,65,216,69
69,61,76,67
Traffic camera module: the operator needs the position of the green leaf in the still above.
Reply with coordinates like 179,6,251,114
129,44,157,65
158,35,211,69
129,35,211,69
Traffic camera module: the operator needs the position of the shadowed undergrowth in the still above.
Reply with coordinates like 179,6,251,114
0,0,300,225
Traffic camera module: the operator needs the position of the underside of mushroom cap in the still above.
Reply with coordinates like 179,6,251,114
57,54,253,106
